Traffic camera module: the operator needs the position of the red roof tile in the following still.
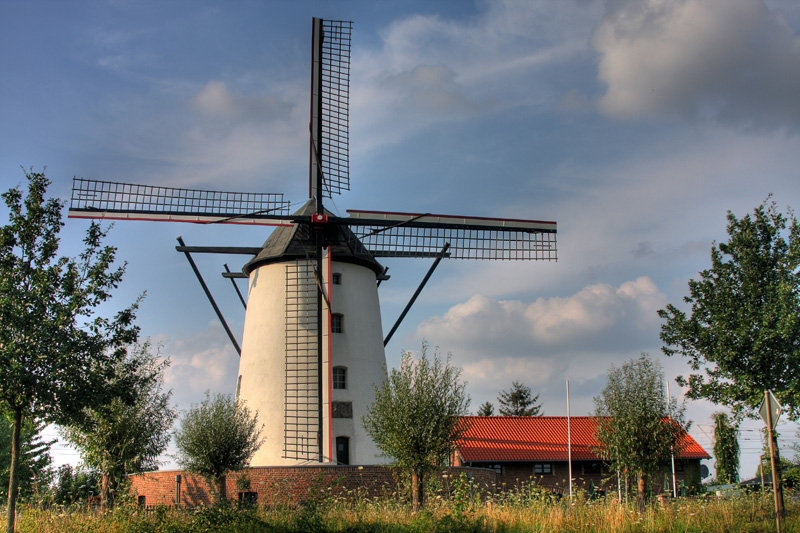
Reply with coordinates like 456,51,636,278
456,416,710,462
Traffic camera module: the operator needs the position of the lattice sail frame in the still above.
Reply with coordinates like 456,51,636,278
69,178,290,223
345,210,558,260
283,261,320,461
310,19,352,200
320,20,351,197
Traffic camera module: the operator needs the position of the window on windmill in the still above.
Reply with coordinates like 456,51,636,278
332,401,353,418
333,366,347,389
332,273,342,285
331,314,344,333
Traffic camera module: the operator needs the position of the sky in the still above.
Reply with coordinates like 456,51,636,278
2,0,799,480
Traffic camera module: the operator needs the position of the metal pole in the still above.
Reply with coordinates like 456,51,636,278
666,380,677,498
224,264,247,309
567,379,573,501
765,391,783,532
383,243,450,346
177,237,241,356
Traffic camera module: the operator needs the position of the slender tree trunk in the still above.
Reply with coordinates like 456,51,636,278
218,474,226,503
637,473,646,511
6,408,22,533
411,471,424,512
101,470,116,510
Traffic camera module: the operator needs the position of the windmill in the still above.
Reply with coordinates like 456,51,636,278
68,18,557,467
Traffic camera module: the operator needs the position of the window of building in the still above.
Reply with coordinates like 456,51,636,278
534,463,553,475
332,401,353,418
583,461,602,475
138,495,146,506
331,314,343,333
675,460,684,473
332,273,342,285
336,436,350,465
238,492,258,505
482,463,503,474
333,366,347,389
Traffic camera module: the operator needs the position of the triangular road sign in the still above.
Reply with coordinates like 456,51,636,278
759,390,782,430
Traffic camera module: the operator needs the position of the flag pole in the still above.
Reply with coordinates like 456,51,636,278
667,379,677,498
567,379,573,501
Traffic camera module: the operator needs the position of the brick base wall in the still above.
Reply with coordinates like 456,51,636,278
129,465,497,507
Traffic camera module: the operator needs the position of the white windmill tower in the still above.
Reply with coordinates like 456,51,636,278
68,18,558,467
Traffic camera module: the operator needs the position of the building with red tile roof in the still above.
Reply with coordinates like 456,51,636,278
453,416,710,495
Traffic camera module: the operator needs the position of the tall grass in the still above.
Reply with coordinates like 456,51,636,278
10,489,799,532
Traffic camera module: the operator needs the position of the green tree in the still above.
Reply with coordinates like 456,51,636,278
0,170,140,531
658,199,800,420
61,341,177,508
754,427,793,477
594,353,689,507
477,402,494,416
51,464,100,506
0,417,53,502
712,412,740,484
362,342,470,511
497,381,542,416
174,393,264,502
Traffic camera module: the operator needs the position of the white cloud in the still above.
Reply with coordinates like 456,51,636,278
155,324,240,411
193,81,291,123
351,0,599,154
416,276,666,358
593,0,800,130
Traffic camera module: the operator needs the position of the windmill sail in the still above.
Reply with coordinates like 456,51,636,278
310,18,352,201
69,178,290,224
345,210,558,260
283,260,321,460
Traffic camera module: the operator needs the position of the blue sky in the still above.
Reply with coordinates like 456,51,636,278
2,0,799,477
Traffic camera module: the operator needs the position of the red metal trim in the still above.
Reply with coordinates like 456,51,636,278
326,249,333,462
67,214,293,227
346,209,556,226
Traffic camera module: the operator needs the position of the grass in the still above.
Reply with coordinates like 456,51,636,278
9,489,800,532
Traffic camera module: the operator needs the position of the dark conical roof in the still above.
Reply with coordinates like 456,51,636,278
243,199,384,276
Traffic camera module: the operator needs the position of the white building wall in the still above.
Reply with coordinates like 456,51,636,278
236,257,386,467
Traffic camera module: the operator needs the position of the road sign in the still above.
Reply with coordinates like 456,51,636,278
759,390,782,430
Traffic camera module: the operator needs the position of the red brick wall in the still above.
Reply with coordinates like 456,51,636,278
457,460,701,497
129,465,497,507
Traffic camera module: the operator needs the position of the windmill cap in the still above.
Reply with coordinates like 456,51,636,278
242,199,384,276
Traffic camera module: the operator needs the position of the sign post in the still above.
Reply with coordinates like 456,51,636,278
758,390,784,532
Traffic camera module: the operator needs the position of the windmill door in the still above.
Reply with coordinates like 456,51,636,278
336,436,350,465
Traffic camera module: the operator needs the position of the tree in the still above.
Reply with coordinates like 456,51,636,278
362,342,470,511
51,464,100,506
712,412,740,484
497,381,542,416
658,199,800,420
594,353,689,507
477,402,494,416
61,341,177,508
174,393,264,502
0,417,53,502
754,427,793,477
0,170,140,531
792,429,800,465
